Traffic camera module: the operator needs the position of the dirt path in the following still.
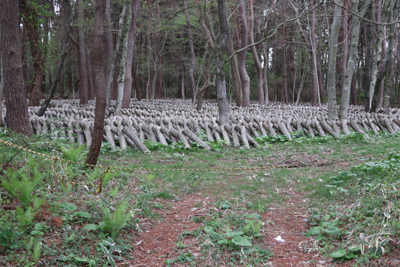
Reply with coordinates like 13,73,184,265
125,190,336,267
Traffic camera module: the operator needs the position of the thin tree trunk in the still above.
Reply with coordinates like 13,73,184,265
104,0,114,82
237,0,251,107
121,0,140,109
0,38,3,126
249,0,264,105
363,3,374,111
339,0,370,119
86,0,106,166
216,0,229,125
0,0,32,135
105,0,129,115
372,0,399,112
85,42,95,100
282,5,289,105
77,0,89,105
115,1,133,115
19,2,45,107
37,0,72,116
326,0,343,120
132,58,141,100
184,0,196,103
340,0,349,95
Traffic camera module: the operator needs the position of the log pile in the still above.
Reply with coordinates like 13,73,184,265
2,99,400,152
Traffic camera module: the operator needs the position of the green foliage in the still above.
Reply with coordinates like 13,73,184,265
60,144,88,162
101,199,134,237
16,207,37,231
99,237,123,267
165,251,195,266
1,161,43,209
0,223,19,248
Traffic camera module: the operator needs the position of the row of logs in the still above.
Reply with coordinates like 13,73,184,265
2,99,400,152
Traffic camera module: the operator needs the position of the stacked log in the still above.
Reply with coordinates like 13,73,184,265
2,99,400,152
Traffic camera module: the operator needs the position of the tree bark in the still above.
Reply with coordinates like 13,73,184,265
121,0,140,109
0,0,32,135
105,0,129,115
371,0,399,112
86,0,107,166
104,0,114,83
115,1,133,115
339,0,370,119
77,0,89,105
237,0,251,107
0,34,3,126
184,0,196,103
249,0,264,105
363,3,374,111
37,0,72,117
216,0,229,125
326,0,343,121
19,1,45,107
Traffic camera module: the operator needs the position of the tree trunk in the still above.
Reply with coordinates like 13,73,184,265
105,0,129,115
237,0,251,107
86,0,107,166
216,0,229,125
19,2,45,107
227,37,242,106
363,3,374,111
0,38,3,126
282,5,289,105
326,0,343,121
77,0,89,105
0,0,32,135
37,0,72,117
339,0,370,119
104,0,114,82
371,0,399,112
368,0,386,111
249,0,264,105
115,1,133,115
85,42,95,100
132,58,141,100
184,0,196,103
121,0,140,109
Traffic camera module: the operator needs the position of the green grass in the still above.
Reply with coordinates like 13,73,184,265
1,128,400,266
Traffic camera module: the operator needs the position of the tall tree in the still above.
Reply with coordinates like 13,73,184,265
237,0,251,107
37,0,73,116
216,0,229,125
0,0,32,136
120,0,141,110
184,0,196,103
326,0,343,120
86,0,107,166
339,0,371,119
19,0,47,107
77,0,89,105
0,34,4,127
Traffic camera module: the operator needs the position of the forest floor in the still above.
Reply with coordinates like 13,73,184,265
1,130,400,266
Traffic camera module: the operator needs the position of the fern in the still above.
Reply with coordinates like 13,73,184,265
2,168,43,209
60,144,87,162
16,207,37,230
101,199,132,237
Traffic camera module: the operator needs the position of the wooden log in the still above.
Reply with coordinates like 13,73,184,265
225,124,240,147
320,120,339,139
341,119,350,135
122,126,150,153
152,125,168,146
235,125,250,149
178,129,191,149
220,124,232,146
349,119,370,139
117,122,127,150
182,128,211,150
311,119,325,137
278,121,292,141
